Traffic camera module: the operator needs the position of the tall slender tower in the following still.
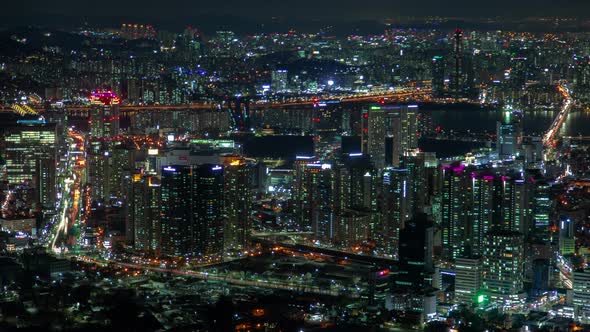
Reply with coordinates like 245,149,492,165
222,157,252,251
191,164,225,258
160,165,193,257
432,56,445,97
451,29,463,99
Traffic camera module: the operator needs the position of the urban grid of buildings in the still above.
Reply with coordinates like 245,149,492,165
1,18,590,331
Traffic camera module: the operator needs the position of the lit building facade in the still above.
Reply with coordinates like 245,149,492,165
160,165,193,256
222,157,252,251
191,164,225,258
482,229,525,305
3,120,57,209
455,256,483,305
573,269,590,323
130,173,161,253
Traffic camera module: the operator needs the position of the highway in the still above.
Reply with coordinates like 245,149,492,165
43,130,86,252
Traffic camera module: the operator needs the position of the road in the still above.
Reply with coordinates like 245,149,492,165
74,255,358,298
43,130,86,252
543,84,573,147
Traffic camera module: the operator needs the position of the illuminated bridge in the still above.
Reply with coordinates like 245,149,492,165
1,88,431,115
543,83,574,147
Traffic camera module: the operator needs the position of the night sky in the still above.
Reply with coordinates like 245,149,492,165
10,0,590,20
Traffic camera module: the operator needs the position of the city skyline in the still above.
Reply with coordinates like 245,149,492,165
2,4,590,331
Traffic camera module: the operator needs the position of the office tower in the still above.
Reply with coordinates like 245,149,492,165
573,269,590,323
192,164,225,258
558,217,575,256
401,151,436,213
334,155,379,246
88,90,120,139
432,56,445,97
395,213,434,289
335,155,375,211
482,229,525,304
392,105,419,167
86,138,135,205
368,268,392,307
509,178,529,235
222,157,252,251
441,163,471,260
313,164,336,242
381,167,409,258
293,161,336,241
362,105,419,169
4,119,57,209
292,156,317,231
106,143,134,202
271,69,288,93
470,173,494,256
532,258,550,296
468,172,530,256
455,257,483,305
496,122,516,159
86,140,109,203
450,29,464,99
160,165,193,257
532,180,551,242
130,173,161,253
362,107,387,169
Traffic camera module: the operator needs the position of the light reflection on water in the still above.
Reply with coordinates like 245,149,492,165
429,109,590,137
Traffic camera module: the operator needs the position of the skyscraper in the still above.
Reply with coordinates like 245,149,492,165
4,119,57,209
222,157,252,252
432,56,445,97
455,256,483,305
450,29,463,99
362,105,419,169
88,90,120,139
441,163,471,260
482,229,525,305
470,173,494,256
396,213,434,289
130,173,161,253
334,155,379,246
292,160,337,241
292,156,318,231
558,217,575,256
401,151,436,213
391,105,419,167
362,106,387,170
381,167,409,258
86,140,109,203
271,69,288,93
573,269,590,323
497,122,516,159
192,164,225,258
106,143,134,202
532,180,551,242
160,165,193,257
